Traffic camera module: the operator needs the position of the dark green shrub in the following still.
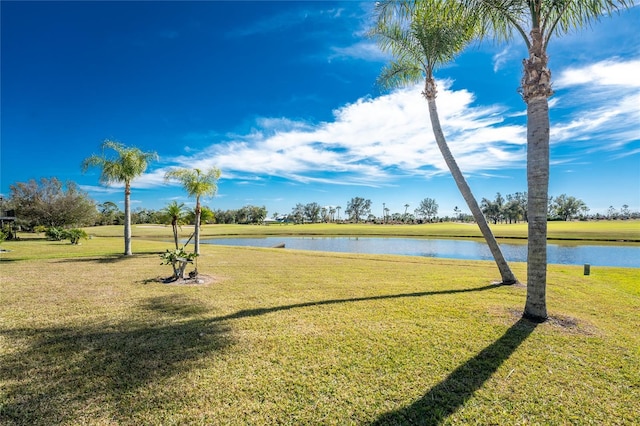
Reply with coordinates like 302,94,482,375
45,227,65,241
63,228,88,245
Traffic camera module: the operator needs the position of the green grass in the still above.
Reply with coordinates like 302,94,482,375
1,230,639,425
83,219,640,242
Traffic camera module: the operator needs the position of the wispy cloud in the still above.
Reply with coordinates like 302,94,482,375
119,55,640,193
555,59,640,88
328,40,388,62
551,58,640,154
133,82,526,190
492,46,512,72
226,6,344,38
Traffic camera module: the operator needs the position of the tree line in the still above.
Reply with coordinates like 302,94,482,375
5,176,637,237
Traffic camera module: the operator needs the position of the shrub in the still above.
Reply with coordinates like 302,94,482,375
160,248,198,280
34,225,47,234
45,227,65,241
63,228,88,245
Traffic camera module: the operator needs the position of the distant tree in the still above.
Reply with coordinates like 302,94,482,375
453,206,461,221
416,198,439,222
199,206,215,224
345,197,372,223
503,199,523,224
131,207,160,224
165,167,221,256
481,193,505,224
336,206,342,221
290,204,305,224
607,206,617,219
550,194,588,221
329,207,336,222
97,201,120,226
304,202,321,223
382,202,387,223
620,204,630,219
238,205,267,224
214,209,236,224
10,177,97,229
82,140,157,255
162,201,187,250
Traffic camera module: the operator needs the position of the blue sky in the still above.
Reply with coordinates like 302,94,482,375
2,1,639,218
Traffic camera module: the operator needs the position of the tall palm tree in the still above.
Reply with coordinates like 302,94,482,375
372,0,517,285
162,201,186,250
462,0,634,321
164,167,221,256
82,140,157,255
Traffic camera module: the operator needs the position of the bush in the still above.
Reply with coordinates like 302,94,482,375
160,248,198,280
63,229,88,245
45,227,66,241
34,225,48,234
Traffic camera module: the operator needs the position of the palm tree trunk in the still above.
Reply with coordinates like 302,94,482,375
172,219,179,250
525,98,549,320
425,80,517,284
194,197,201,256
521,29,552,321
123,182,132,256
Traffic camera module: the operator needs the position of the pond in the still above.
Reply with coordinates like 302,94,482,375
200,236,639,268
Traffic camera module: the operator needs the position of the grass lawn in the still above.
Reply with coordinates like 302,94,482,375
1,229,639,424
85,220,640,242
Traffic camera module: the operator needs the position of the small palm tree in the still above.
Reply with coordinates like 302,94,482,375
82,140,157,255
162,201,186,250
164,167,221,255
372,0,517,284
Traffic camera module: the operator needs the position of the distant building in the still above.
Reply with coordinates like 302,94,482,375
0,196,16,228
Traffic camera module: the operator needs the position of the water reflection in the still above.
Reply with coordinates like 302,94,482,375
200,237,639,268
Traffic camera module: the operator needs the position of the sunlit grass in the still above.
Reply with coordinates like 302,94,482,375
79,219,640,242
1,231,638,424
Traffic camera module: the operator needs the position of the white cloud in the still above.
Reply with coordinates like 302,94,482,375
79,184,121,194
134,81,526,190
551,58,640,153
492,46,512,72
555,59,640,88
329,41,388,62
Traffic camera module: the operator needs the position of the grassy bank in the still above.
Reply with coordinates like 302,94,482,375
1,236,638,424
82,220,640,243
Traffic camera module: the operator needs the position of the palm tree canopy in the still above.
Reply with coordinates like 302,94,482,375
162,201,186,221
372,0,478,89
462,0,634,49
82,140,158,186
164,167,221,200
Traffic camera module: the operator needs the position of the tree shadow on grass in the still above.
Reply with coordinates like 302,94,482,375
371,318,538,425
210,282,507,322
0,283,510,424
53,252,163,264
0,296,232,425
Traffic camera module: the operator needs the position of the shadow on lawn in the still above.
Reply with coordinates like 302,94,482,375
371,318,538,425
211,282,507,322
0,295,232,425
53,252,162,264
0,283,509,424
